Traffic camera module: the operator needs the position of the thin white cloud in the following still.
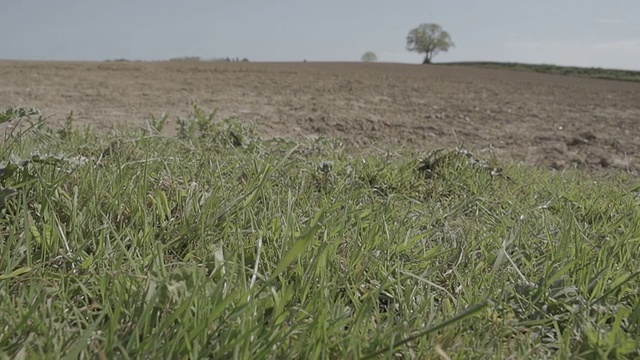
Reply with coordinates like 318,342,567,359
593,39,640,51
596,18,625,25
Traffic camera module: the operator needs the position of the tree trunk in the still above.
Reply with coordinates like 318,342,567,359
422,55,431,64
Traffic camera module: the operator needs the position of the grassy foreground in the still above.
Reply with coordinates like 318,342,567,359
1,107,639,359
443,62,640,83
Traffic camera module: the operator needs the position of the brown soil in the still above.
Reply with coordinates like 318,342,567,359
1,60,639,174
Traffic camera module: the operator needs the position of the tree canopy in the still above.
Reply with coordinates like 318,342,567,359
406,23,454,64
361,51,378,62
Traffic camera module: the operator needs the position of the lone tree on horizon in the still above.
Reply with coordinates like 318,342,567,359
406,23,454,64
361,51,378,62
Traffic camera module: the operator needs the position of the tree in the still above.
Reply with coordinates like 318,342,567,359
406,23,454,64
361,51,378,62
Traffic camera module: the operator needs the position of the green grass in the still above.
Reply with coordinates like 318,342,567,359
442,61,640,83
1,106,639,359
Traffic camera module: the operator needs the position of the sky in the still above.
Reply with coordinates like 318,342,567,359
1,0,639,70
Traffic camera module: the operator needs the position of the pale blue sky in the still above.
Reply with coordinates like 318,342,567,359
1,0,639,69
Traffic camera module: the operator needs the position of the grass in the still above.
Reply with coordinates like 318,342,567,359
442,61,640,83
1,106,639,359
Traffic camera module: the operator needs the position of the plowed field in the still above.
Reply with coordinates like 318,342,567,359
2,60,639,174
